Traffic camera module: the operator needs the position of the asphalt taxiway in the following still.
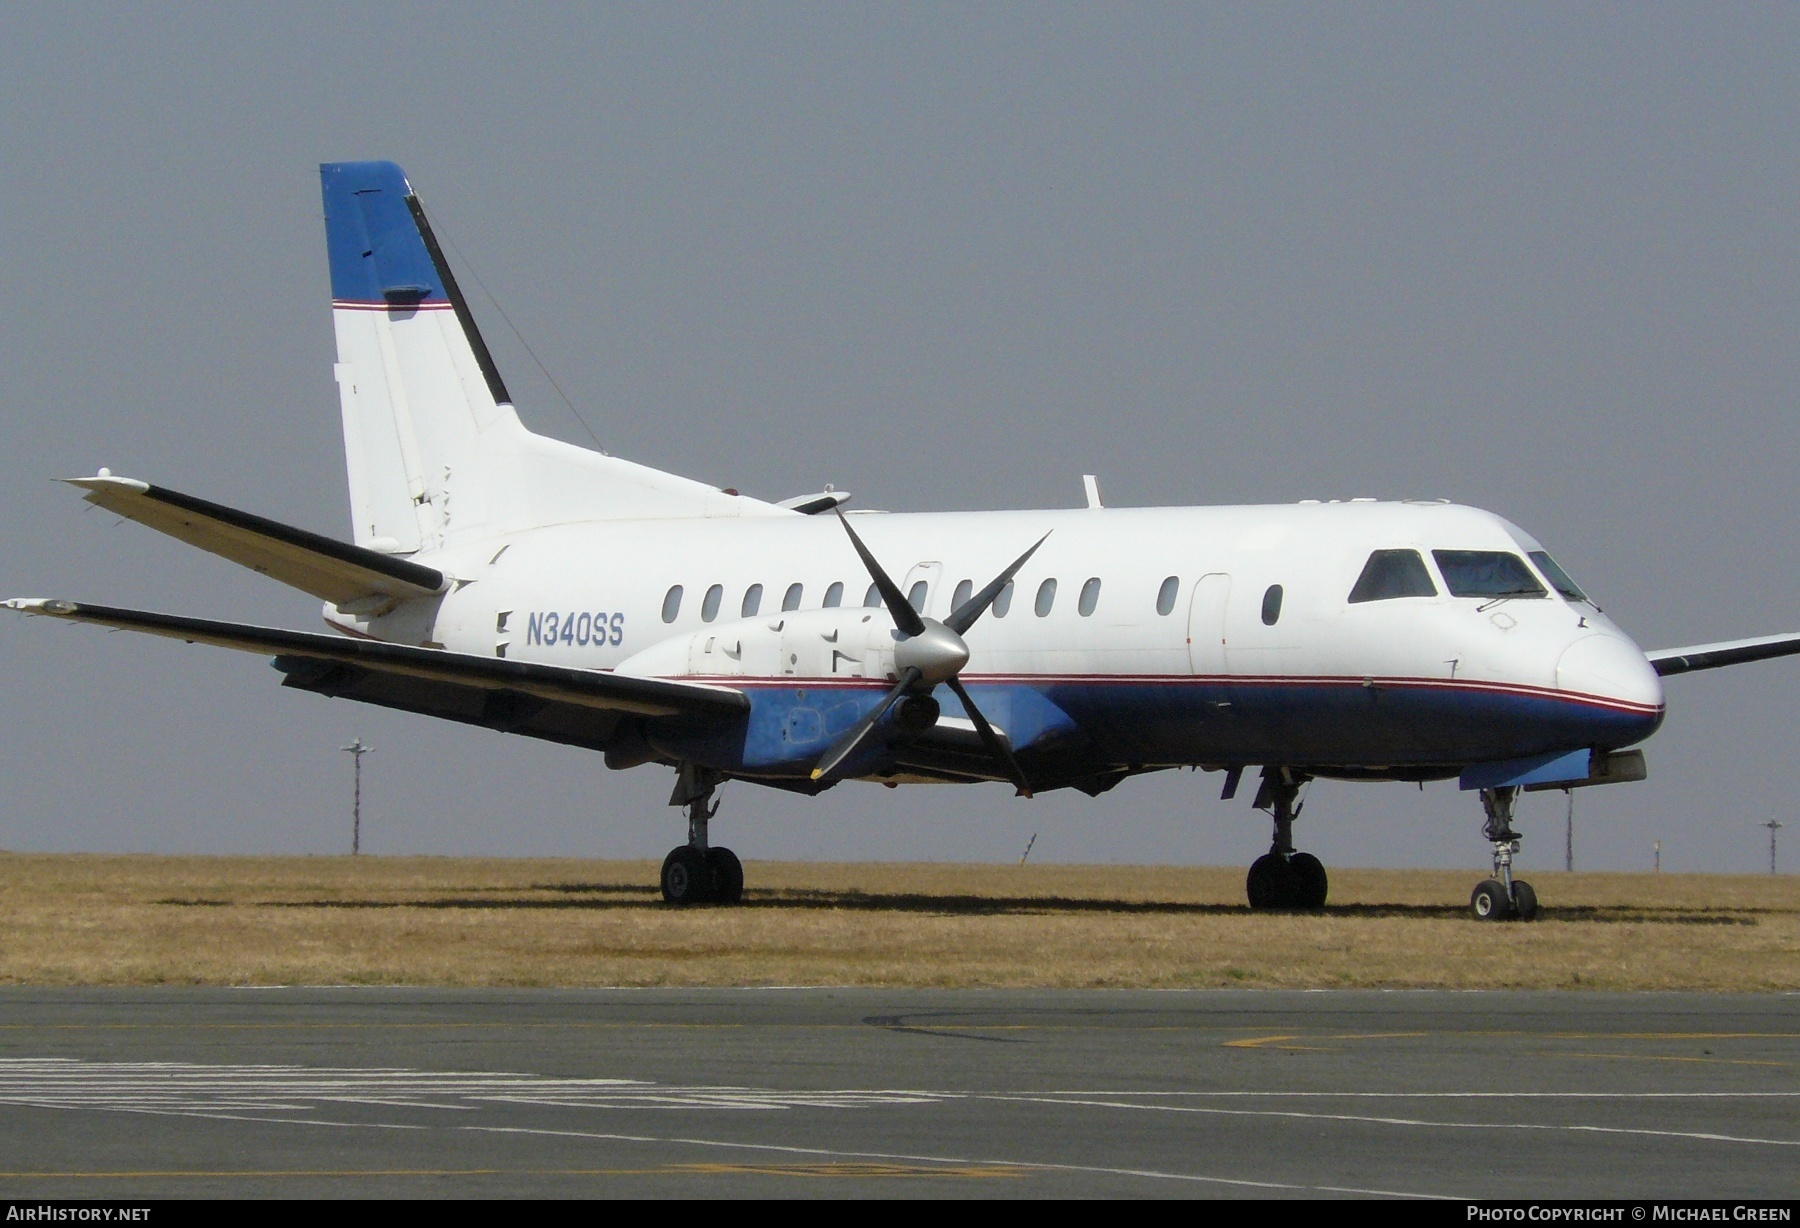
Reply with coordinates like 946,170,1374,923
0,988,1792,1198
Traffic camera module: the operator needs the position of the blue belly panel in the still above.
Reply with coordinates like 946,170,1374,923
649,675,1663,781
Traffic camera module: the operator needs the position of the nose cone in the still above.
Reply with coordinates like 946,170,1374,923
1557,633,1664,714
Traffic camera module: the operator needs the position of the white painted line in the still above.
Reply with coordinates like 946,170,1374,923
984,1094,1800,1149
457,1124,1448,1198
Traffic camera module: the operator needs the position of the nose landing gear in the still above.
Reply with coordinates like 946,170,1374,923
1245,767,1328,910
661,764,745,906
1472,786,1538,921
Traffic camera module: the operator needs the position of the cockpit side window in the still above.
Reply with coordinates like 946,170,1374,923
1432,550,1547,599
1348,549,1438,603
1528,550,1589,603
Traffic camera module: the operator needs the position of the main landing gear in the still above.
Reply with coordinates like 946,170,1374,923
661,765,744,906
1245,767,1329,910
1471,786,1538,922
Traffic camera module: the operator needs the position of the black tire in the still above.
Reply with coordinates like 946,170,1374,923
1288,852,1328,909
1510,879,1538,922
1246,853,1295,909
1470,878,1513,921
661,846,713,905
707,847,744,905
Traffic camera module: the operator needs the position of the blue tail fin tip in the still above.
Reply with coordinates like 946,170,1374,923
320,161,447,305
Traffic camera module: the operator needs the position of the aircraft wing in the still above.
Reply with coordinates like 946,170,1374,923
2,600,748,748
1646,633,1800,677
64,475,446,606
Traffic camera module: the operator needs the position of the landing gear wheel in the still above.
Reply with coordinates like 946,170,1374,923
1471,878,1513,920
1510,879,1538,922
1287,852,1328,909
1246,853,1296,909
707,847,744,905
661,846,714,905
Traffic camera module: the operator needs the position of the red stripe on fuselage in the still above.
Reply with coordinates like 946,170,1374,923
331,300,455,312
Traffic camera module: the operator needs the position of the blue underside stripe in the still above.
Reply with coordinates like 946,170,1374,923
677,677,1663,777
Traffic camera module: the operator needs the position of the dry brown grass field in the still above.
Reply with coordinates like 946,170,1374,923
0,853,1794,990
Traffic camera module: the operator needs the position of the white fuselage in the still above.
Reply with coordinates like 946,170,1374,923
330,499,1665,782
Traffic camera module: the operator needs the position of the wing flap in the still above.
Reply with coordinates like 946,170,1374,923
66,475,445,605
1646,633,1800,677
3,598,748,720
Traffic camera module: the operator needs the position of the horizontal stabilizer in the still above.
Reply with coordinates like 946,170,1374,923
1646,633,1800,677
65,475,446,606
2,598,748,721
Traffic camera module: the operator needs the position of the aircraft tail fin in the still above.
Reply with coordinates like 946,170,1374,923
321,161,778,553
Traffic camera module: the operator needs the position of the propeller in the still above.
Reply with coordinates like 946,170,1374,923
810,507,1048,796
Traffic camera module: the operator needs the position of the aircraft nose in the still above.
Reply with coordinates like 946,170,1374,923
1556,633,1664,713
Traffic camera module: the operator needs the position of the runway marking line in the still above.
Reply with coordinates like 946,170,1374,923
982,1093,1800,1149
1225,1031,1427,1049
1042,1090,1800,1099
1546,1051,1792,1069
0,1163,1024,1181
458,1123,1445,1198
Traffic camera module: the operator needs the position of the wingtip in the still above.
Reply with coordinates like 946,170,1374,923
2,598,74,615
61,472,150,494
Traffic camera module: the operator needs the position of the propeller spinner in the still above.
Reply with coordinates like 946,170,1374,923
811,507,1047,796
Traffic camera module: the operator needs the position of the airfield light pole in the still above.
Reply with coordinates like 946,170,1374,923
342,739,372,855
1766,819,1784,875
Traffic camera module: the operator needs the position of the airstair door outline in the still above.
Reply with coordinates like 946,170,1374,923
1186,572,1231,675
900,561,944,617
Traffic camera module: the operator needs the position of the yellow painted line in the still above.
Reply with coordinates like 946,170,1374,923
0,1163,1023,1180
1224,1030,1800,1047
1224,1031,1428,1049
1548,1051,1793,1069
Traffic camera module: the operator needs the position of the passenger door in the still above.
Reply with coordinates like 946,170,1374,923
1186,572,1231,675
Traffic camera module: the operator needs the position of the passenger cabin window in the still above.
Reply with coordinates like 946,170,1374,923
701,584,724,622
661,585,683,623
1035,578,1058,617
1348,550,1438,603
823,581,844,608
952,579,973,611
742,584,764,617
1432,551,1546,600
907,581,927,612
782,583,803,612
1156,576,1179,616
1262,584,1284,625
993,581,1014,618
1528,551,1589,603
1078,577,1101,617
863,583,882,608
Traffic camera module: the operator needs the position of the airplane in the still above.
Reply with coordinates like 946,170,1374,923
9,159,1799,919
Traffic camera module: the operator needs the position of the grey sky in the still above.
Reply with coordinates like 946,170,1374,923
3,5,1797,874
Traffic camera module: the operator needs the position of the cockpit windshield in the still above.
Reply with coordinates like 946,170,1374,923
1528,550,1589,603
1348,549,1438,602
1431,550,1546,600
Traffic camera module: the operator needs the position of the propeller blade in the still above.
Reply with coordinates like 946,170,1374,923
833,505,925,638
945,532,1052,635
811,667,921,782
946,676,1033,798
